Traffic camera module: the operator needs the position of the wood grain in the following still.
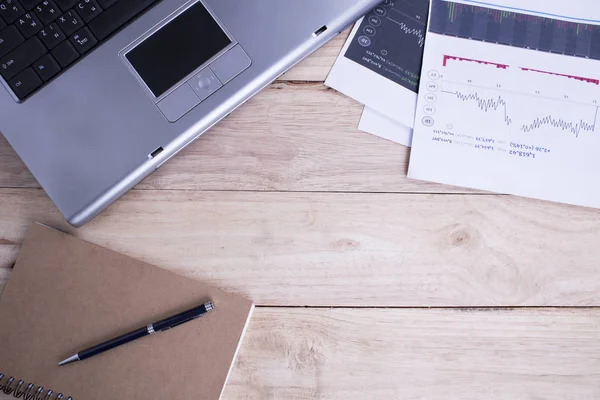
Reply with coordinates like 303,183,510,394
223,308,600,400
1,25,598,400
0,82,470,193
2,308,597,400
1,188,599,307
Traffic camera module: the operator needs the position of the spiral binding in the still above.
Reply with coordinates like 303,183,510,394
0,373,73,400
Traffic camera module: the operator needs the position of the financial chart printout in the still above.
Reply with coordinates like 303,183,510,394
345,0,430,92
408,0,600,208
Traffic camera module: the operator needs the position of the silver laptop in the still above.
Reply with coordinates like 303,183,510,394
0,0,381,226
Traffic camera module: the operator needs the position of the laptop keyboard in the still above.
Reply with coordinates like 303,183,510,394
0,0,160,100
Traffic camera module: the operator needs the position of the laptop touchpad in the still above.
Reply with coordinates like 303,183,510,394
122,1,252,122
126,2,231,98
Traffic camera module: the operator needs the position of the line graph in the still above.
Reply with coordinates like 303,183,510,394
344,0,429,92
522,110,598,136
442,90,513,126
442,55,599,85
441,86,599,137
520,68,599,85
409,0,600,209
389,18,426,48
443,55,508,68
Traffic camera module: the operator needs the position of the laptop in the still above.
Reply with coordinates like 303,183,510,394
0,0,381,226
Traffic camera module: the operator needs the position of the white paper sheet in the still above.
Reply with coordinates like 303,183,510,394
359,107,413,147
409,0,600,208
325,0,429,128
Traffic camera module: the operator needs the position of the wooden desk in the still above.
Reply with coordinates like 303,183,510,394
1,32,599,399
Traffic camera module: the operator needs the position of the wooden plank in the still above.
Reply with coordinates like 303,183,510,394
279,29,349,82
1,189,599,307
0,136,37,188
2,308,597,400
0,82,468,193
223,308,600,400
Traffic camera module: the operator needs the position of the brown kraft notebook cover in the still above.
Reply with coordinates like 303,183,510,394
0,223,254,400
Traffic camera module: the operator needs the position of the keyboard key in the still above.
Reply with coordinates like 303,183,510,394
38,22,63,48
34,0,58,23
0,25,24,58
8,66,42,99
96,0,115,9
0,36,46,79
75,0,100,22
20,0,40,10
54,0,76,11
15,11,41,37
56,9,80,35
0,0,25,23
69,25,95,53
50,38,76,66
1,0,162,101
89,0,155,41
31,52,59,80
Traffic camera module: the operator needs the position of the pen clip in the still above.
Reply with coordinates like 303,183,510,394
152,302,214,332
157,314,200,332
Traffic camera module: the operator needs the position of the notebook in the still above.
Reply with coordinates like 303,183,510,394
0,223,254,400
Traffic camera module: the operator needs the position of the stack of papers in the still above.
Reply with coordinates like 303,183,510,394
327,0,600,209
326,0,430,147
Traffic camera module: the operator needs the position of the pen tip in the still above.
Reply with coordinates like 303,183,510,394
58,354,80,366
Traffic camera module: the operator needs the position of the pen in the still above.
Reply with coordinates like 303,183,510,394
59,301,215,366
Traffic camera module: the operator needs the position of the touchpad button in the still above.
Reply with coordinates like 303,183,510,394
210,45,252,84
157,84,200,122
189,68,222,101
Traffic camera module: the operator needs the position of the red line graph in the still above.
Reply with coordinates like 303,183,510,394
520,67,599,86
442,54,599,86
443,55,508,69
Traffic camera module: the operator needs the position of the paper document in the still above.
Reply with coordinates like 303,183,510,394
326,0,430,128
359,108,413,146
409,0,600,208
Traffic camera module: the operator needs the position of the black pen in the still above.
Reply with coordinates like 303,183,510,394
59,301,215,366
